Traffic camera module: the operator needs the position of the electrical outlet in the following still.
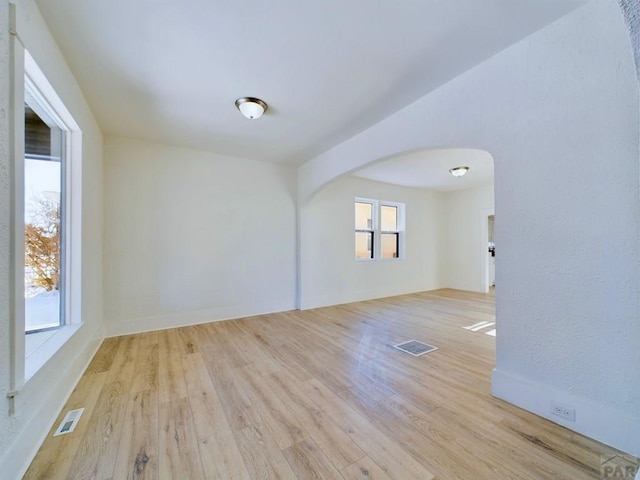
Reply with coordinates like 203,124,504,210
550,401,575,421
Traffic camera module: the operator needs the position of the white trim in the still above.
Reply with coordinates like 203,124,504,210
24,324,82,381
24,51,79,131
107,300,296,337
299,284,433,310
11,47,84,391
492,368,640,457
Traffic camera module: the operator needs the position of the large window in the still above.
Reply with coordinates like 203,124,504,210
24,92,66,333
12,48,83,383
355,198,405,261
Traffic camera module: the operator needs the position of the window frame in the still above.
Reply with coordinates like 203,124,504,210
10,43,83,393
355,197,405,262
355,199,376,261
379,202,403,260
24,76,68,334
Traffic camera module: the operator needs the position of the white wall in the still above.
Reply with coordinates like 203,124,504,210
299,175,445,309
104,137,297,336
443,185,494,292
298,0,640,456
493,2,639,457
0,0,105,477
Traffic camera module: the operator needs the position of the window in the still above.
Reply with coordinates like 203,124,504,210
380,205,399,259
355,201,375,259
24,92,66,333
12,48,83,383
355,198,405,261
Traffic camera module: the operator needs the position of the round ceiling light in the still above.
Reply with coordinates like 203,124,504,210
235,97,268,119
449,166,470,177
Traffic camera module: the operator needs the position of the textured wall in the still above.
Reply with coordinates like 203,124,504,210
104,136,297,335
298,0,640,455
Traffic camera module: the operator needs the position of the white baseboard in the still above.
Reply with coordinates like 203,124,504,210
492,368,640,457
299,284,440,310
0,327,104,480
107,300,297,337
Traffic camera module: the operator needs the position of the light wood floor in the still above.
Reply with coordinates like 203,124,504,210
25,289,630,479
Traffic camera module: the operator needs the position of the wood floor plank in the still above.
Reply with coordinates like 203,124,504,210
84,336,119,374
158,397,205,480
198,335,258,432
112,389,159,480
301,379,436,480
283,438,346,480
341,456,394,480
265,369,366,470
231,320,292,377
175,326,199,355
181,353,251,480
131,336,159,395
235,425,298,480
158,330,188,403
66,335,140,480
233,363,308,450
337,386,526,480
26,289,631,480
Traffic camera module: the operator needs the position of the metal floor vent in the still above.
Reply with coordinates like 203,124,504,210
53,408,85,436
394,340,438,356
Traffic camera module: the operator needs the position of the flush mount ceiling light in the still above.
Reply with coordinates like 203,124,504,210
449,166,470,177
235,97,268,119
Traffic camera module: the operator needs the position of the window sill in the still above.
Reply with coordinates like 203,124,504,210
25,323,82,381
356,258,405,263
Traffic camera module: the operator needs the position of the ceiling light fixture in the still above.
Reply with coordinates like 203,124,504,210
449,166,470,177
235,97,268,119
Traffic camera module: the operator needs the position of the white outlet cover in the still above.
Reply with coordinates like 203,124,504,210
550,401,575,422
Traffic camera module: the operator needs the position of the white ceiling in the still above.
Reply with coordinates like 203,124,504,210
353,148,494,191
37,0,585,165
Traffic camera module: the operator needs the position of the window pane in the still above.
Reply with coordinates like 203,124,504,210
24,103,64,332
381,233,399,259
355,232,373,259
355,202,373,230
381,205,397,231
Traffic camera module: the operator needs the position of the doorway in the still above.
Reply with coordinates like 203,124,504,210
480,208,495,293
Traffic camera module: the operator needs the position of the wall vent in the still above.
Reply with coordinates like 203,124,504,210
53,408,85,436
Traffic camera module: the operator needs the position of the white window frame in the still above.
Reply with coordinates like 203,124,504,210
355,197,405,262
355,199,377,261
10,36,83,396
